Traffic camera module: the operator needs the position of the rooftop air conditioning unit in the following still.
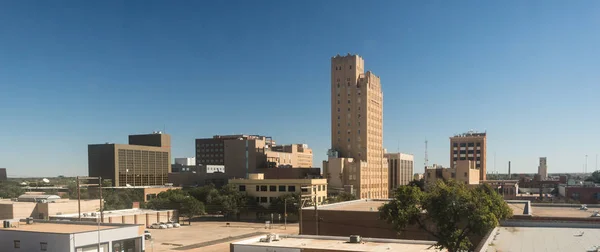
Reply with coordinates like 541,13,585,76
349,235,362,243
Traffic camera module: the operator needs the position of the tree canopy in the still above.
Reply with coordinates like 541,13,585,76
326,191,357,204
586,171,600,183
146,189,205,224
380,180,513,252
0,181,24,199
269,193,300,216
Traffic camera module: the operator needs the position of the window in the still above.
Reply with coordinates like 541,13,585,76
41,242,48,251
301,187,308,193
269,197,276,203
288,185,296,192
464,172,468,177
269,185,276,191
279,185,286,192
256,185,259,191
239,185,246,192
260,197,268,203
256,197,260,202
348,100,350,104
260,185,268,191
14,240,20,248
349,65,352,69
572,192,580,200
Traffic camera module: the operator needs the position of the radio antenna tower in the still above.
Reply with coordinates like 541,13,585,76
424,139,429,167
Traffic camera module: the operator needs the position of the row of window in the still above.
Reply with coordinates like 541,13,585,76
255,196,326,203
198,143,224,147
199,153,223,157
453,150,482,155
199,159,223,164
452,142,482,147
239,184,327,192
13,240,47,250
198,148,224,153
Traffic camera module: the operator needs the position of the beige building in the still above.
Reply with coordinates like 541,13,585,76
229,173,327,207
414,173,424,181
425,160,480,185
450,131,487,181
323,54,388,199
538,157,548,180
0,198,100,220
88,132,171,186
192,135,314,186
385,153,414,194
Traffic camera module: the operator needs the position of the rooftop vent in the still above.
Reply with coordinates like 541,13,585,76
349,235,362,243
259,234,280,243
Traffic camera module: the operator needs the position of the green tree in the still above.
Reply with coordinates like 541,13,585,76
187,184,221,213
380,180,512,252
216,184,248,220
269,193,300,216
586,171,600,183
0,181,24,199
407,179,426,191
146,189,205,224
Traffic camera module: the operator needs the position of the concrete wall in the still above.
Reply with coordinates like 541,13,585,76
0,231,71,252
44,200,100,217
74,225,144,251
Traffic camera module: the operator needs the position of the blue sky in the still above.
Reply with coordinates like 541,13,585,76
1,1,600,177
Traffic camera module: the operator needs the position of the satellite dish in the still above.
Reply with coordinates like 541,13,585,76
42,178,50,183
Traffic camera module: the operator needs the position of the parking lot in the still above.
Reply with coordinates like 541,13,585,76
144,221,299,252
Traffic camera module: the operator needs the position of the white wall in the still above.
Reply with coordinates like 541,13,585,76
232,244,301,252
175,157,195,166
0,231,72,252
74,226,143,251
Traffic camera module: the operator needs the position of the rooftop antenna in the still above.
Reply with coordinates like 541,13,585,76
424,139,429,167
494,152,497,175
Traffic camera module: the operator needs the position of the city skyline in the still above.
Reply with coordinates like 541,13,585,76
2,1,600,176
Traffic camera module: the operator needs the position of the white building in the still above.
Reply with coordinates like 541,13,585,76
0,220,144,252
174,157,196,166
385,152,414,193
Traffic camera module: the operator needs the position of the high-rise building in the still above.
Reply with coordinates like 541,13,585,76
88,132,171,186
168,135,314,187
385,153,414,194
538,157,548,180
323,54,388,199
0,168,6,181
450,131,487,181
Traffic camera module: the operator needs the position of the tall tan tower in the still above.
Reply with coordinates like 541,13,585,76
323,54,388,199
450,131,487,181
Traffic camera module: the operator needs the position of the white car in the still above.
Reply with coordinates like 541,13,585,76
161,222,173,228
150,223,167,229
169,222,181,228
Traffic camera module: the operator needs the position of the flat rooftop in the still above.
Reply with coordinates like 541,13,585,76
52,208,168,218
312,199,389,212
533,205,600,218
233,235,440,252
486,226,600,252
0,221,118,234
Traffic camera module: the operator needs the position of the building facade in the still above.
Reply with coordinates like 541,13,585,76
229,173,327,207
190,135,313,187
424,160,480,185
450,131,487,180
0,168,6,181
323,54,388,199
385,153,414,194
88,133,171,186
0,220,144,252
174,157,195,166
538,157,548,180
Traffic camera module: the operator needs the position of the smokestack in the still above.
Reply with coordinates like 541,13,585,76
508,161,511,179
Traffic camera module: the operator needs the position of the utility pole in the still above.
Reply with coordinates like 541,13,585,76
99,177,103,223
77,176,81,221
284,198,287,230
314,193,319,235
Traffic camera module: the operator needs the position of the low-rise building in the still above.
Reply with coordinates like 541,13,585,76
231,234,439,252
0,220,144,252
50,208,177,227
558,184,600,204
229,173,327,207
0,198,100,220
480,180,519,199
424,160,480,185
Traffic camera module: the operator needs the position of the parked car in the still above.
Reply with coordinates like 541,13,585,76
144,230,152,240
150,223,167,229
160,222,173,228
169,222,180,228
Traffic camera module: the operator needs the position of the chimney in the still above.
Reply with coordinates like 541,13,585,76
508,161,511,179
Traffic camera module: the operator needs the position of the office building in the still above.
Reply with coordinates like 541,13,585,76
172,157,197,173
0,168,6,181
88,132,171,186
174,157,195,166
231,234,438,252
538,157,548,180
385,152,414,194
424,160,480,185
185,135,313,187
323,54,388,199
450,131,487,180
0,220,144,251
229,173,327,207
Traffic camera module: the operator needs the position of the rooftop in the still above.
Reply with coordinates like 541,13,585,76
0,221,122,234
233,235,440,252
532,205,600,218
52,208,168,218
485,226,600,252
312,199,388,212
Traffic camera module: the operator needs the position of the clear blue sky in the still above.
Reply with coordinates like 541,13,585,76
1,1,600,177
